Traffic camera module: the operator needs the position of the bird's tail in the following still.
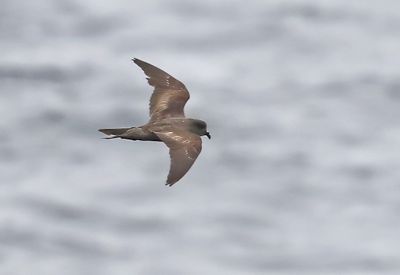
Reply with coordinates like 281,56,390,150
98,128,131,138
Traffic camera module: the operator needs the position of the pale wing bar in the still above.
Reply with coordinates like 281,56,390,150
154,130,202,186
133,58,185,89
133,58,190,122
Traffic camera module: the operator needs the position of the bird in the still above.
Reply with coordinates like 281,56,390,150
99,58,210,186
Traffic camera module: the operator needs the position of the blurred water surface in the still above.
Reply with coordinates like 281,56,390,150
1,0,400,274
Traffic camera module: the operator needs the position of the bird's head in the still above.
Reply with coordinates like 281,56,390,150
189,119,211,139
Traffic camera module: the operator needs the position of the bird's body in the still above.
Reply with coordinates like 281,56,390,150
100,118,207,141
99,59,210,186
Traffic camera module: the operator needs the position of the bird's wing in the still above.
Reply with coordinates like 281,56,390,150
154,129,202,186
133,58,190,122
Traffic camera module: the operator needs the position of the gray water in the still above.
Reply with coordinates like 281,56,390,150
1,0,400,274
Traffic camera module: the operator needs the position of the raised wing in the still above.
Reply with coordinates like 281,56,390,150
133,58,190,122
154,129,202,186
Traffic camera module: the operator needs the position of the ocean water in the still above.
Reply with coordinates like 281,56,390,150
1,0,400,274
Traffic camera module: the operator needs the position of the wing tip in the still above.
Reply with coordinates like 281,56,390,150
165,180,176,187
132,57,140,64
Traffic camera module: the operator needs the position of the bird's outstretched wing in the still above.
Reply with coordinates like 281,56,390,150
154,129,202,186
133,58,190,122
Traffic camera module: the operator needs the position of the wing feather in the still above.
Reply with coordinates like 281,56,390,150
133,58,190,122
154,130,202,186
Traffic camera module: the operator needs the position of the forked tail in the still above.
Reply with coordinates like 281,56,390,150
98,128,131,138
99,127,161,141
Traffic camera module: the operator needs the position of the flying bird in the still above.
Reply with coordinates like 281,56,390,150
99,58,210,186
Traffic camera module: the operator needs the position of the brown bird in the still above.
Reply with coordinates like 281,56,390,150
99,58,210,186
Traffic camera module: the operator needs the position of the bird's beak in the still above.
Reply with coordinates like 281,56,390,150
206,132,211,139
